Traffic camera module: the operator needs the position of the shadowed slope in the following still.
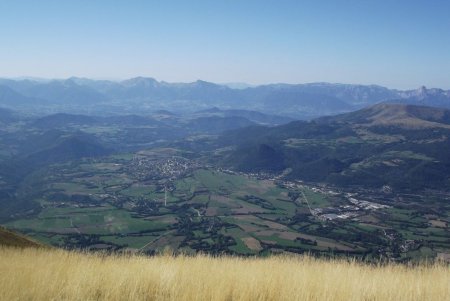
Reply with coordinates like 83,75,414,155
0,226,42,248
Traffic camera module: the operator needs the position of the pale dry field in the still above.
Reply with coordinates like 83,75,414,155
0,247,449,301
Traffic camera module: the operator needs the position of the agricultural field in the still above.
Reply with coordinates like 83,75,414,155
3,149,450,261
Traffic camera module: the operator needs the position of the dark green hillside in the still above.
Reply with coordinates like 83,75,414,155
187,116,256,134
0,107,19,126
23,133,112,166
194,108,294,125
219,104,450,190
32,113,99,128
226,143,286,171
33,113,162,128
0,130,111,222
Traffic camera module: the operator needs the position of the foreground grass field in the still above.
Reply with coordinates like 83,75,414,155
1,247,449,301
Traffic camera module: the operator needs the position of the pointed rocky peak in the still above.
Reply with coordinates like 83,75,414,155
415,86,428,98
187,80,228,90
192,80,217,87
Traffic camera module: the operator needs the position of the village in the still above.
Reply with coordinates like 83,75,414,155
128,154,201,181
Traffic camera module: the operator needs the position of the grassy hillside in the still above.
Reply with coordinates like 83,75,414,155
0,226,42,248
219,104,450,190
0,247,448,301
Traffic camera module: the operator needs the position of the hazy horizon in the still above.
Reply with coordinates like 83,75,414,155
0,75,446,91
1,0,449,90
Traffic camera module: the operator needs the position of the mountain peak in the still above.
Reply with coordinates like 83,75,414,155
121,77,159,87
416,86,428,98
191,80,219,87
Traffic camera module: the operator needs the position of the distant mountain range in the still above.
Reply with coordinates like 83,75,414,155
1,77,449,118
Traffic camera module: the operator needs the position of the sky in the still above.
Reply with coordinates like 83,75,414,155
0,0,449,89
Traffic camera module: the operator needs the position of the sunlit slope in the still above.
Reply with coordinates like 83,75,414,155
1,247,448,301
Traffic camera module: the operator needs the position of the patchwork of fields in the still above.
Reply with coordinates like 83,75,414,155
5,149,450,261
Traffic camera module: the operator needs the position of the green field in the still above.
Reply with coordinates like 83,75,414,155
3,152,449,260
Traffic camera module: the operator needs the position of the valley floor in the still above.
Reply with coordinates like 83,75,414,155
1,247,449,301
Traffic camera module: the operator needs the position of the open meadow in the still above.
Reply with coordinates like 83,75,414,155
0,246,449,301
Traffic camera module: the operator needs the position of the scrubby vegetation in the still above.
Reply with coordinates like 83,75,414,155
1,246,449,301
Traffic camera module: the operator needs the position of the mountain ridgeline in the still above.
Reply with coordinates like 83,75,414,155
1,77,450,118
218,104,450,191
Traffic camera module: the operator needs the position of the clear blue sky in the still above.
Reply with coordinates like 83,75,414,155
0,0,449,89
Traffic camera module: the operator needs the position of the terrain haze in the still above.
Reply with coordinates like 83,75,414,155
1,0,450,89
1,77,450,119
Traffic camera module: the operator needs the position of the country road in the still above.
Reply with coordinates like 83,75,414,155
300,190,315,216
70,218,81,234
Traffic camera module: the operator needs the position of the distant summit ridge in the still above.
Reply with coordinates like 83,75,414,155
320,103,450,129
0,77,449,118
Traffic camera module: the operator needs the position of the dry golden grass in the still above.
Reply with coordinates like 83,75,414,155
1,247,449,301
